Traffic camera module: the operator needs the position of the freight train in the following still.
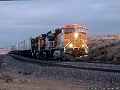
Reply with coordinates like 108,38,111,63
10,24,88,61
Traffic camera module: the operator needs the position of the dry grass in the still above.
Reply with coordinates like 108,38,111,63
84,34,120,62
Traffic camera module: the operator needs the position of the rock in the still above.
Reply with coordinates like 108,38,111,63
23,71,33,75
18,71,22,74
0,73,13,83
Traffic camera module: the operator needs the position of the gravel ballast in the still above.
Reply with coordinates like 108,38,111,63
3,55,120,89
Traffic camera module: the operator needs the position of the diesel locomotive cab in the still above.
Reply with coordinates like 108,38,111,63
63,24,88,57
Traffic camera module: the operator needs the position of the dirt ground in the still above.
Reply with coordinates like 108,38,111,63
0,71,85,90
0,55,85,90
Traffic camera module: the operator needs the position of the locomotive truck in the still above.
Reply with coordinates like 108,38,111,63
10,24,88,61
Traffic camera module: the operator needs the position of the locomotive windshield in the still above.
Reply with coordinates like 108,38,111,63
76,28,86,34
64,28,74,34
47,33,55,41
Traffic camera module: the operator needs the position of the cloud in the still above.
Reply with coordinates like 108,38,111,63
0,0,120,47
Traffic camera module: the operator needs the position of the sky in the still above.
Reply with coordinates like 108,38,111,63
0,0,120,47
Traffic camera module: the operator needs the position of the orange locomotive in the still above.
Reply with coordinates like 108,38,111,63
63,24,88,56
55,24,88,60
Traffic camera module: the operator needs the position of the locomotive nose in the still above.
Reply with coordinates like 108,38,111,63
74,33,78,38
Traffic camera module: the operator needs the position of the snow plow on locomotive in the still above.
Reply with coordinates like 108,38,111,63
10,24,88,61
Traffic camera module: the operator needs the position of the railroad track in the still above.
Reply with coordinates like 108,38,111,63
9,54,120,73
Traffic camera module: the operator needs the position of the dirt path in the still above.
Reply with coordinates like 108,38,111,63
0,75,85,90
0,81,85,90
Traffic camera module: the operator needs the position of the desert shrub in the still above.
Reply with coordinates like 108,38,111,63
94,55,106,61
106,53,114,61
88,34,120,62
113,57,118,62
113,53,120,62
105,47,119,61
86,55,93,61
87,48,98,61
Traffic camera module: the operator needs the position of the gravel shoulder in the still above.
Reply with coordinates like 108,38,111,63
0,55,85,90
0,54,120,90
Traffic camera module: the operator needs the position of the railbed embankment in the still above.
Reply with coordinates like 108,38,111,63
0,54,4,66
9,54,120,72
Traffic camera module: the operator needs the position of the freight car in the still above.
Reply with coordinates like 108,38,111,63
10,24,88,61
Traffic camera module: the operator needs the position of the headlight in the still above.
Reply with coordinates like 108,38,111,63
74,33,78,37
69,44,73,48
82,44,84,47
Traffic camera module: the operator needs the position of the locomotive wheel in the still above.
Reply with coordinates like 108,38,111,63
31,52,34,57
62,55,66,60
35,52,39,58
76,52,79,57
42,52,46,59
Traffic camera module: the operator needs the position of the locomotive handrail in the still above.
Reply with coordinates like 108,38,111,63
64,39,73,52
81,39,88,48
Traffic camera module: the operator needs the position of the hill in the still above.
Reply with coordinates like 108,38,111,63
86,34,120,62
